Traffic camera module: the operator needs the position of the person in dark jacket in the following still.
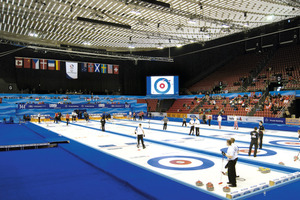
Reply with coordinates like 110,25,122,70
100,117,106,131
248,127,259,157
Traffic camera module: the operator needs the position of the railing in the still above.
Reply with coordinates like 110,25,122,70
275,96,295,118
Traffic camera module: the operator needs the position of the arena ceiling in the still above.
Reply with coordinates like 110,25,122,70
0,0,299,52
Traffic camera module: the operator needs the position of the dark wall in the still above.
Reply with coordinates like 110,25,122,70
0,16,299,95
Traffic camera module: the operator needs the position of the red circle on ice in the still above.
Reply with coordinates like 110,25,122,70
239,149,261,154
285,142,300,145
169,160,192,165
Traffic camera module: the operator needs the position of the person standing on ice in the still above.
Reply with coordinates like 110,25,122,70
162,116,169,130
194,117,200,136
189,117,195,135
248,127,259,157
233,115,238,130
182,116,187,127
135,124,146,149
100,116,106,131
66,113,70,126
222,139,237,187
218,114,222,129
230,138,239,177
258,121,265,149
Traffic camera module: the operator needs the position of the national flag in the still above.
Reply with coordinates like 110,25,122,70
88,63,94,72
24,58,31,68
113,65,119,74
35,98,39,101
81,63,87,72
48,60,55,70
101,64,107,73
32,59,39,69
94,63,100,73
15,57,23,68
40,59,47,70
108,64,113,74
55,60,60,70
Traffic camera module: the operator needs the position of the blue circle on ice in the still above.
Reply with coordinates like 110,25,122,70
147,156,214,170
269,140,300,147
220,147,277,157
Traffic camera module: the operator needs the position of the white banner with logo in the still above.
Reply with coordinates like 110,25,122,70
227,115,263,123
66,62,78,79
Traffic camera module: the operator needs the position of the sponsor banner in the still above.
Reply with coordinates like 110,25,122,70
167,113,187,118
18,103,131,109
150,112,167,117
187,114,199,119
227,115,264,123
108,104,131,108
212,115,227,121
286,118,300,126
18,104,49,109
264,117,286,124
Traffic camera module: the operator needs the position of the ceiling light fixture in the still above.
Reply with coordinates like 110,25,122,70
222,23,230,28
266,15,275,21
130,9,141,15
29,33,38,37
83,41,91,45
139,0,170,9
188,18,197,24
157,44,163,49
128,44,135,49
77,17,131,29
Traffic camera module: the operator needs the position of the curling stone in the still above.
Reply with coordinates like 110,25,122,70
223,186,231,193
258,167,264,171
206,182,214,191
279,162,284,165
261,168,270,173
196,180,203,186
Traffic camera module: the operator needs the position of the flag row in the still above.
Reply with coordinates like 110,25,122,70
81,63,119,74
15,57,119,75
15,57,60,70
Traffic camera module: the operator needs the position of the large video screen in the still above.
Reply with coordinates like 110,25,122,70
146,76,179,95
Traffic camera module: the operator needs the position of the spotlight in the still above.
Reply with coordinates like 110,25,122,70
266,15,274,21
188,18,197,24
157,45,163,49
83,41,91,45
130,9,141,15
128,44,135,49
